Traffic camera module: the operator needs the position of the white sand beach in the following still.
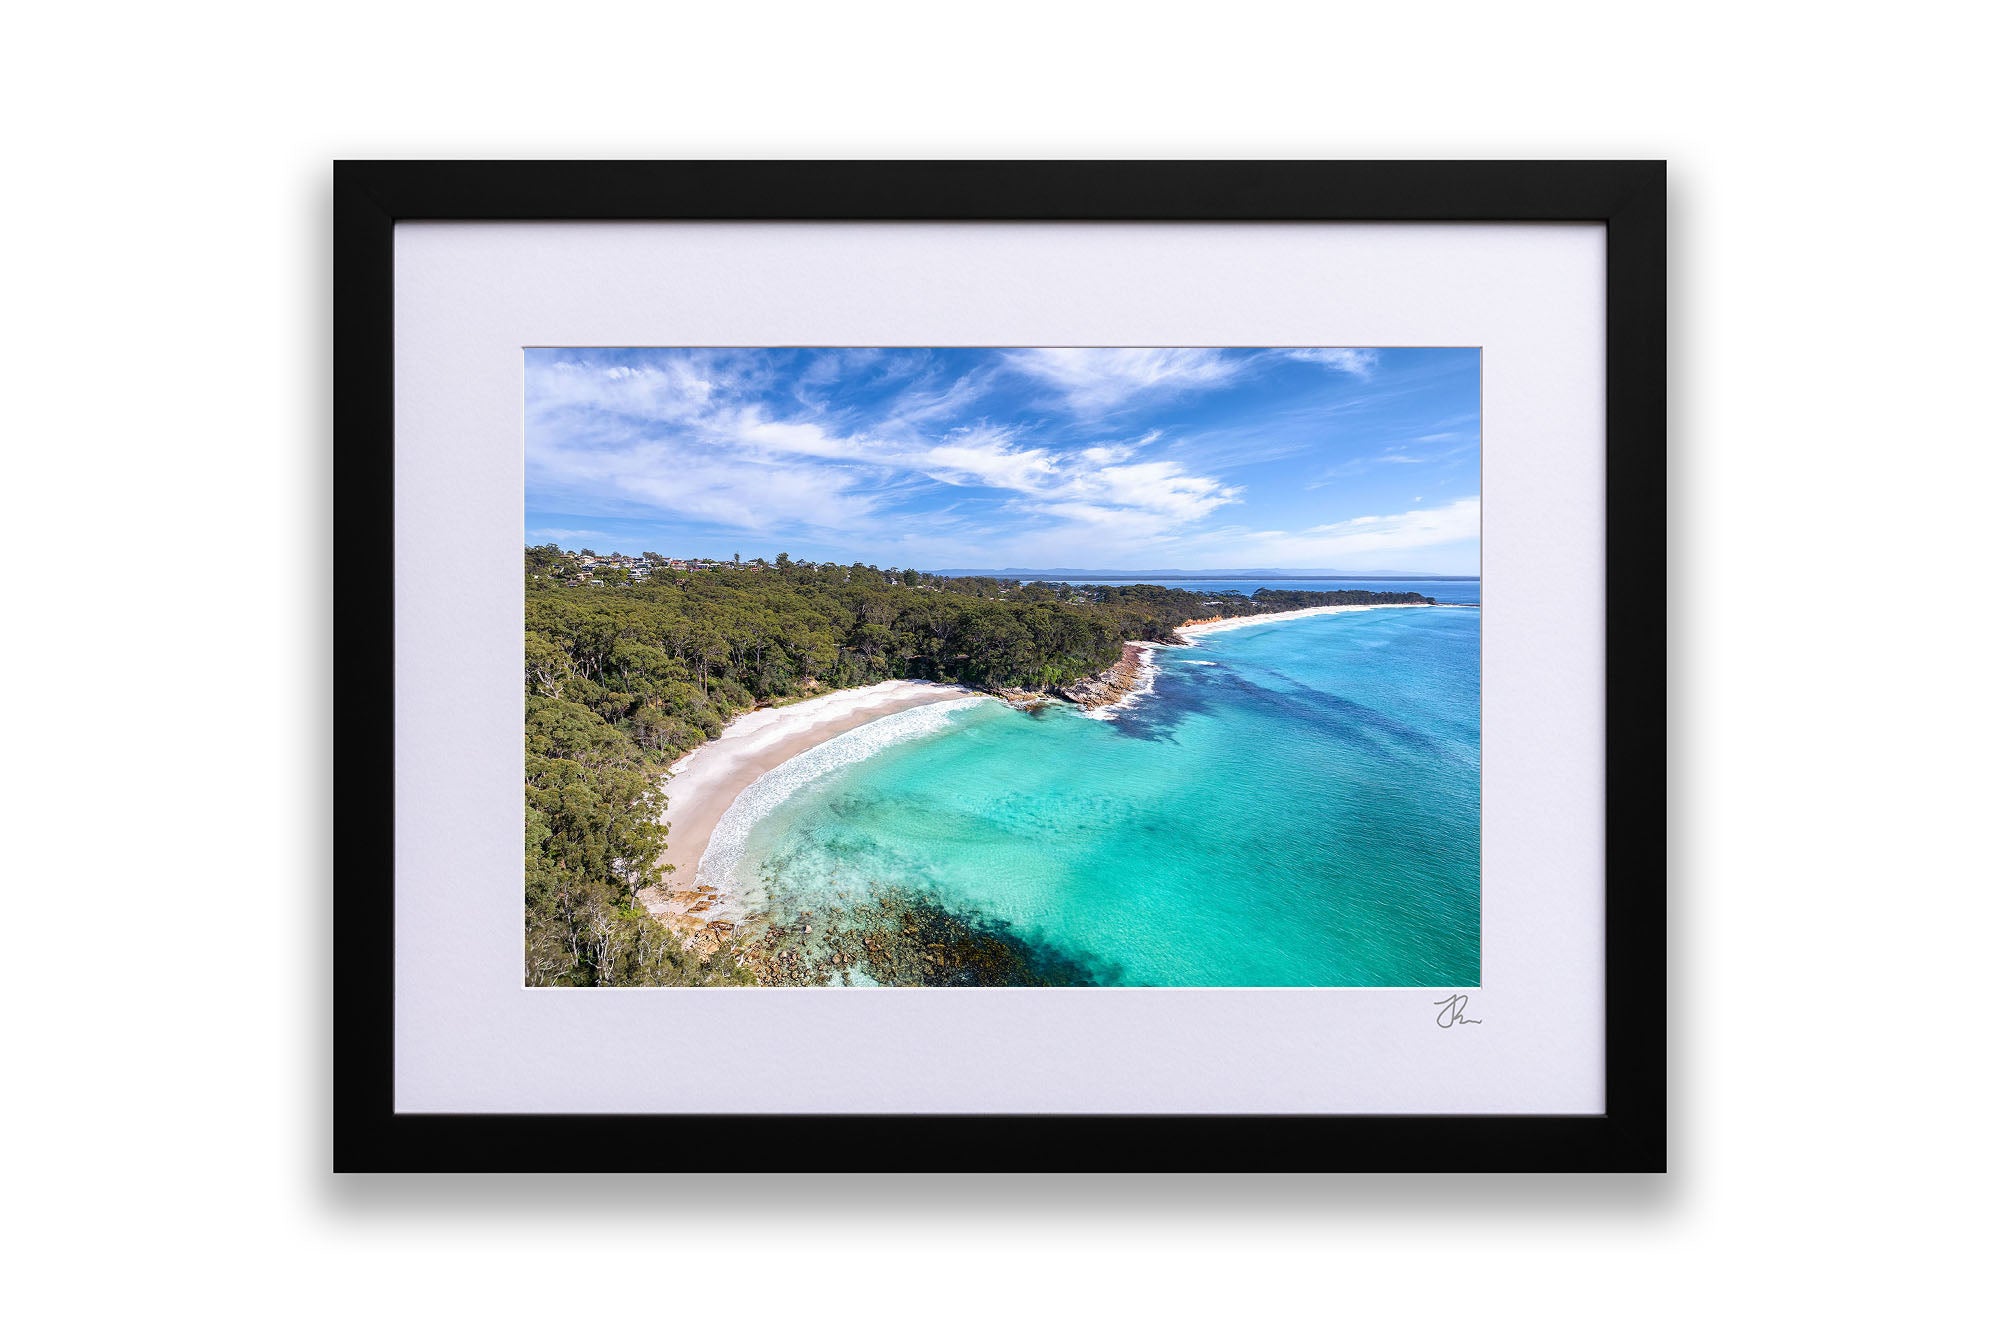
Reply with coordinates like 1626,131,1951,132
648,681,979,902
1175,600,1453,643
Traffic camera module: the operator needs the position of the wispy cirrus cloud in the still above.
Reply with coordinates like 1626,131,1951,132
1163,497,1480,569
1282,347,1382,377
527,352,1243,545
879,365,999,430
1004,347,1243,413
533,356,721,420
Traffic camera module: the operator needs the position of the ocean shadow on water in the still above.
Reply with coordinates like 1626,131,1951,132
1105,665,1212,742
1213,666,1451,762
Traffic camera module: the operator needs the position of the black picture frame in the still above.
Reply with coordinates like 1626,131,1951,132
335,160,1665,1172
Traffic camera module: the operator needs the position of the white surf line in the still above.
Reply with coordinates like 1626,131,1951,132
695,695,993,904
1080,641,1175,719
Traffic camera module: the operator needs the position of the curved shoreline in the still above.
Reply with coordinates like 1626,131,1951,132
639,681,979,929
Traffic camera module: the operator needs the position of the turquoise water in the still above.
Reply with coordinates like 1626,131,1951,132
722,598,1481,986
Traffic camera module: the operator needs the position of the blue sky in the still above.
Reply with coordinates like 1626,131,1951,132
525,347,1479,573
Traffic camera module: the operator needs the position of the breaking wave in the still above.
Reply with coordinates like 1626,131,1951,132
697,696,994,892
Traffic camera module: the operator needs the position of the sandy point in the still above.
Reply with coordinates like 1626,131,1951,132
1175,600,1456,642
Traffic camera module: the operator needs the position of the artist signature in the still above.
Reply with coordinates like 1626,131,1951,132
1433,993,1482,1028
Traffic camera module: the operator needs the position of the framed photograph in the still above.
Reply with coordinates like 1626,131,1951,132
337,161,1665,1170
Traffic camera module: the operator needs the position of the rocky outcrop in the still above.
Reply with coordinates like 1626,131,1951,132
637,883,736,957
985,640,1166,712
1056,641,1158,710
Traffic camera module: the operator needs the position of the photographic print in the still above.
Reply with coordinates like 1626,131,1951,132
524,347,1480,988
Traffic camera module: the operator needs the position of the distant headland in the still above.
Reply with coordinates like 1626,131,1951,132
933,567,1475,580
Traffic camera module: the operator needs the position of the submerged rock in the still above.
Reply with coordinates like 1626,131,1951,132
737,886,1116,987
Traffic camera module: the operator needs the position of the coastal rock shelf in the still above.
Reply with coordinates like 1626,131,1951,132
996,641,1157,712
638,884,737,957
1055,641,1154,710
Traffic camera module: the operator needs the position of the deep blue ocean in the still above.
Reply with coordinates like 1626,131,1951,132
712,578,1480,986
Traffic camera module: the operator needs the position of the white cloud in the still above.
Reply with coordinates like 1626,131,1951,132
723,409,872,461
1004,348,1241,412
528,372,1243,546
530,355,718,421
1090,460,1238,522
531,438,884,534
917,427,1059,491
1283,347,1381,377
1307,496,1477,537
1164,497,1480,569
880,367,997,429
1288,496,1481,559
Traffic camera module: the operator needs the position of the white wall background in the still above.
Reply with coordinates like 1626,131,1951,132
4,2,1991,1328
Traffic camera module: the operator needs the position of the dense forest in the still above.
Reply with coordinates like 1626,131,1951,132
522,545,1432,985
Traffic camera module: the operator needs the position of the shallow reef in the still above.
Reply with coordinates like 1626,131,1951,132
738,886,1117,987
